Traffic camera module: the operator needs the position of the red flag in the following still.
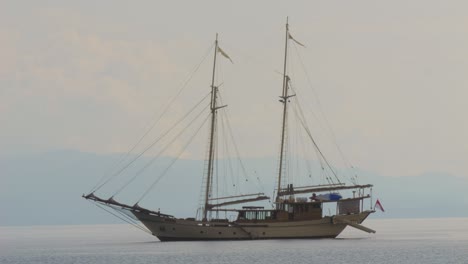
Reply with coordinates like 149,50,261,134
375,199,385,212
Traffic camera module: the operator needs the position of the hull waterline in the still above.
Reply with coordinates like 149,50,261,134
133,211,373,241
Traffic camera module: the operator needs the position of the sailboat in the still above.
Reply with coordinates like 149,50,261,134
84,19,376,241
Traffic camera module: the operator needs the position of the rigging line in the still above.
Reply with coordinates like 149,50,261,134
287,81,323,134
90,43,215,194
113,102,211,198
220,108,237,194
111,206,139,221
293,105,303,186
291,93,335,183
219,109,230,196
291,96,299,186
293,100,322,186
295,105,313,181
292,43,355,178
207,115,218,206
287,67,334,182
216,95,233,193
216,113,220,201
223,113,233,195
136,113,211,203
291,98,314,184
199,119,212,210
93,92,212,193
289,86,336,184
273,135,283,198
214,113,219,203
221,103,265,193
109,204,142,224
293,101,328,184
91,201,151,234
290,90,341,184
218,98,242,196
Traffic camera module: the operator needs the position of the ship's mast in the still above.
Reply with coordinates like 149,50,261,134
203,34,219,220
277,18,291,201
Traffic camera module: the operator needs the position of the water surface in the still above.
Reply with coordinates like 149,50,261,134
1,218,467,264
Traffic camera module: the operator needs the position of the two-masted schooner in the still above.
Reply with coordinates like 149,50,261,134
84,19,376,241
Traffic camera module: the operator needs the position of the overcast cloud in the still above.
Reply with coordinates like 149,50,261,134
1,0,467,178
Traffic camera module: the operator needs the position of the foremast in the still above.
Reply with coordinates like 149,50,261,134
277,18,294,202
203,34,220,221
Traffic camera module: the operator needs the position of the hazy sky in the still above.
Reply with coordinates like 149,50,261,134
1,0,467,178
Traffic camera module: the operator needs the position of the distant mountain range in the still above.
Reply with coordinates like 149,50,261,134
1,150,467,226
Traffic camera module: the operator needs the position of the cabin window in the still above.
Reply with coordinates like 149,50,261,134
159,226,166,231
200,231,204,234
172,227,176,231
233,232,236,235
246,211,256,220
240,210,274,220
257,211,266,220
218,232,222,235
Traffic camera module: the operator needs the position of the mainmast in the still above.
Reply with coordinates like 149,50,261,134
203,34,219,220
277,18,291,201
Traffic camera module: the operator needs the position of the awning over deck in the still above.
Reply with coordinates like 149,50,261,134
277,184,373,196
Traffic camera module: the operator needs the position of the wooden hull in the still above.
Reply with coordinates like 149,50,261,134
133,211,373,241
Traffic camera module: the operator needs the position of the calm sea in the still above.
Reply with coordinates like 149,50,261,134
1,218,467,264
